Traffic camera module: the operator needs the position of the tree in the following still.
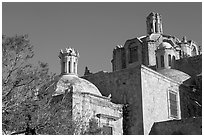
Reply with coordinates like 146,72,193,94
2,35,102,135
2,34,55,134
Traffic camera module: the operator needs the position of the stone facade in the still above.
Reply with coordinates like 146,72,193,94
83,65,184,134
72,92,123,135
45,12,201,135
83,66,144,134
49,47,123,135
141,66,181,134
83,12,202,135
111,12,201,72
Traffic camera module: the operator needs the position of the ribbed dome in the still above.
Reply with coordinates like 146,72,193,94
52,75,102,96
158,42,173,49
158,69,191,83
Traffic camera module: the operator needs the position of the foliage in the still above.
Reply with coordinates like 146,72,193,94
2,34,55,134
2,35,104,135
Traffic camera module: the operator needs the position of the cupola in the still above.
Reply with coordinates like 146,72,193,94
156,42,177,70
59,47,79,75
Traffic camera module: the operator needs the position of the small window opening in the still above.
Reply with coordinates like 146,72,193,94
68,61,71,73
168,54,171,66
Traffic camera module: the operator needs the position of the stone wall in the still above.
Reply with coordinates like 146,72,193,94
83,65,144,134
72,92,123,135
141,65,181,135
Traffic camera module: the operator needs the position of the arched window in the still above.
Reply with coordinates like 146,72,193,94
68,61,71,73
156,56,158,68
161,55,164,67
168,54,171,66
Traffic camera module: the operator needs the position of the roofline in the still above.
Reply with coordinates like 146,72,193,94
80,92,111,100
141,65,181,85
73,91,123,108
153,116,202,125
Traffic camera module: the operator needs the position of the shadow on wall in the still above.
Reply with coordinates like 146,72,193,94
149,117,202,135
149,75,202,135
179,75,202,119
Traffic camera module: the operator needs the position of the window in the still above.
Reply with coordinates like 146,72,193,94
155,22,158,32
172,56,175,67
168,54,171,66
150,23,153,29
168,91,178,118
161,55,164,67
68,61,71,73
103,126,113,135
129,45,138,63
74,62,76,73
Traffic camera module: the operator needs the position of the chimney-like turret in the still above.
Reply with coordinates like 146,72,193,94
59,47,79,75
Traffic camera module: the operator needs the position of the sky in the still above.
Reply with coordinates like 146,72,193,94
2,2,202,76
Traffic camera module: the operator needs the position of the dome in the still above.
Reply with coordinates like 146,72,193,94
158,69,191,83
53,75,102,96
158,42,173,49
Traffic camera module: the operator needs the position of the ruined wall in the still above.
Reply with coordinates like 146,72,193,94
141,65,181,135
174,55,202,76
83,66,144,134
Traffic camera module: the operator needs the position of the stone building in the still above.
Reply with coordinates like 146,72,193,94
82,12,202,134
46,47,123,135
43,12,201,135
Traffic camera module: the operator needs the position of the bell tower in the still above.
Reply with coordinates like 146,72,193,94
59,47,79,75
146,12,163,35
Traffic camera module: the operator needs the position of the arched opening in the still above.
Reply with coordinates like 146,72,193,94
172,56,176,67
68,61,71,73
161,55,164,68
74,62,76,73
168,54,171,66
155,22,158,33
